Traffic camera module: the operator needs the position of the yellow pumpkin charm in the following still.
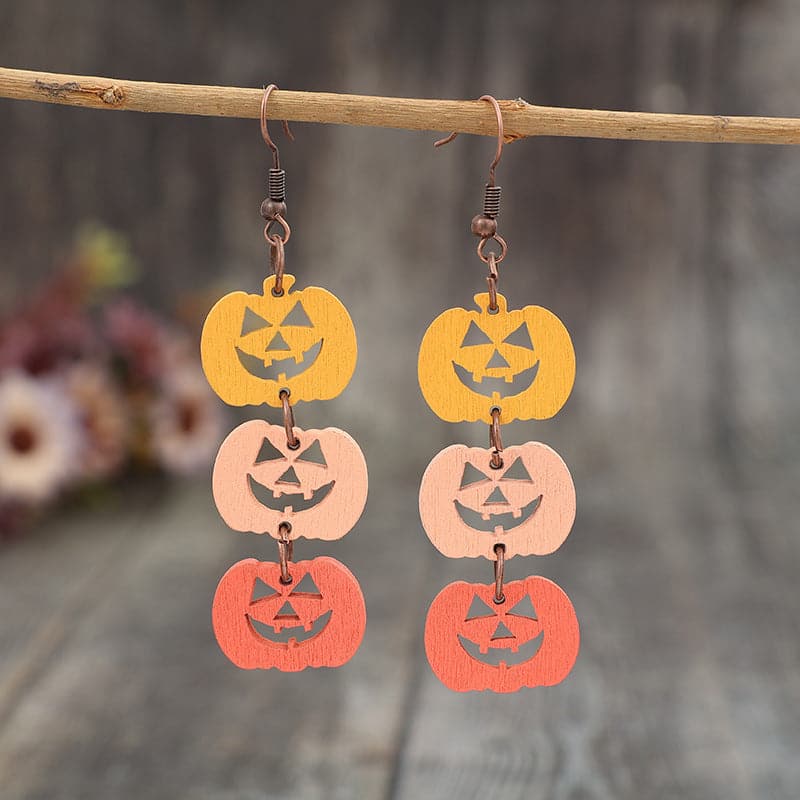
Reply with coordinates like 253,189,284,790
201,274,357,407
418,291,575,423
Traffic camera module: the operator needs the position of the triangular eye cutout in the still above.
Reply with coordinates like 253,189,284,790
502,322,534,349
465,594,496,620
281,301,314,327
296,440,327,466
460,462,490,489
501,457,533,482
254,437,285,464
290,573,322,596
507,594,538,620
460,320,493,347
250,577,278,603
240,307,272,336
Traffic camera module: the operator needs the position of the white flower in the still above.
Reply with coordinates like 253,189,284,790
0,373,81,503
150,366,224,476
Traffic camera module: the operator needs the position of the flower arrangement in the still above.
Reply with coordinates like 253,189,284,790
0,227,225,536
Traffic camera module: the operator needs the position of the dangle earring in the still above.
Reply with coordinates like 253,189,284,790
418,96,579,693
200,85,367,672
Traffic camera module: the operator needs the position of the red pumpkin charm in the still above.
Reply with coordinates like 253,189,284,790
212,557,366,671
424,576,579,692
419,441,575,559
212,421,368,540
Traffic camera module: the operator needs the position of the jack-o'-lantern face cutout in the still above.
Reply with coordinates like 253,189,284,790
213,421,367,541
212,557,366,671
419,442,575,559
425,576,579,692
201,274,357,407
418,292,575,423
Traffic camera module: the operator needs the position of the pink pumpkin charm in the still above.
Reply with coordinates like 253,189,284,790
212,420,367,540
419,441,575,559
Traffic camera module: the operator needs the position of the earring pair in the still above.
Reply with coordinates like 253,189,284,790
200,89,579,692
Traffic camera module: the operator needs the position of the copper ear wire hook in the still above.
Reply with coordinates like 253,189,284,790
260,84,295,170
435,94,508,284
261,85,293,251
433,94,505,186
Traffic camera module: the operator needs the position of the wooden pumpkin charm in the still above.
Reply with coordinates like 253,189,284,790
212,556,366,671
425,575,579,692
201,273,357,407
419,441,575,559
212,420,368,540
418,291,575,423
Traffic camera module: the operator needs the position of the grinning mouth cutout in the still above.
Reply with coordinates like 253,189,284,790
248,475,335,513
247,609,333,646
458,630,544,667
454,495,542,533
452,360,540,398
235,339,323,382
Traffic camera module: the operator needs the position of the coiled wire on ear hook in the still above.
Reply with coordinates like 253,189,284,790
434,93,506,216
260,84,294,230
435,94,508,303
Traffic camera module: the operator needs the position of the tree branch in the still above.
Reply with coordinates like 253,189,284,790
2,66,800,144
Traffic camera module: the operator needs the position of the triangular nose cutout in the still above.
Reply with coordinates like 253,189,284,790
485,349,510,369
276,466,301,486
483,486,510,505
274,601,299,619
491,621,516,640
266,332,292,351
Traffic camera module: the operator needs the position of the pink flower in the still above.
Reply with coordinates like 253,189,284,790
65,363,129,481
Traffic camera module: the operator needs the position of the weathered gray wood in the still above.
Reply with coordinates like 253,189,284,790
1,0,800,798
0,480,432,800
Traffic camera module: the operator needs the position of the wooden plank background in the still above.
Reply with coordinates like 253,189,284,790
1,1,799,797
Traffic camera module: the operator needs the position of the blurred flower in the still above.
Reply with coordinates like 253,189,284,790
65,363,129,481
74,224,137,293
149,367,223,476
0,373,80,502
0,227,222,535
0,310,97,376
104,299,169,384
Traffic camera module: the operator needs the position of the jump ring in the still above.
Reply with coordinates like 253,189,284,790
270,236,286,293
489,406,504,469
264,214,291,245
279,390,300,449
278,522,294,584
477,234,507,264
494,543,506,603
